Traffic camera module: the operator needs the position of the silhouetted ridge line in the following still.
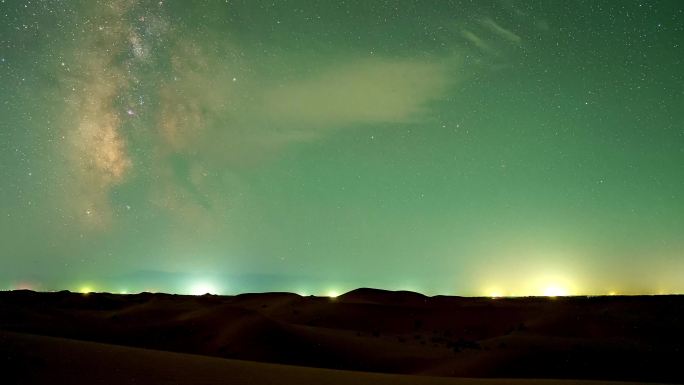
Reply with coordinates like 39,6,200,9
338,288,428,304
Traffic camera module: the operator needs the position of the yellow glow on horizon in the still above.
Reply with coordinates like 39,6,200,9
481,273,577,297
78,286,93,294
326,289,340,298
532,272,577,297
543,286,569,297
485,288,505,298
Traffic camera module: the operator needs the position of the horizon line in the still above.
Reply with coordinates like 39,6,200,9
3,288,683,299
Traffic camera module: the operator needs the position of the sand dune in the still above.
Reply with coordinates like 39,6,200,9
1,331,665,385
1,289,683,383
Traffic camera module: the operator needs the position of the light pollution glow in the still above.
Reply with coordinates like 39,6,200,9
2,277,677,298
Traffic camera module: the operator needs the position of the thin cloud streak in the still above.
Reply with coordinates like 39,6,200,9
479,17,522,44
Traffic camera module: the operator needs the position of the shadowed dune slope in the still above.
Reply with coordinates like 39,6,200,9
1,289,683,383
1,331,669,385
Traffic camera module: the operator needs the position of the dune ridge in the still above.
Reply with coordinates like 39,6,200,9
1,289,683,384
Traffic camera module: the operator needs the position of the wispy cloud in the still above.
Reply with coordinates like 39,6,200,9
259,57,454,129
479,17,522,44
461,29,499,56
456,14,528,62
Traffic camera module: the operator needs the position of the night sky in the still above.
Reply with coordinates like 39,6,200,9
1,0,683,296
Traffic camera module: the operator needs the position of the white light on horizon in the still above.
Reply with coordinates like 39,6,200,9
189,282,219,296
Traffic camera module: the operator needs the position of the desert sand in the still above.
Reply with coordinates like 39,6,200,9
1,331,668,385
1,289,682,384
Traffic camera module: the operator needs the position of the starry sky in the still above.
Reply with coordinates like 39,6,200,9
1,0,683,296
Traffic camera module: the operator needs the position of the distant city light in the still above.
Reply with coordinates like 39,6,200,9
78,286,94,294
188,281,219,295
484,287,505,298
14,281,36,291
543,286,568,297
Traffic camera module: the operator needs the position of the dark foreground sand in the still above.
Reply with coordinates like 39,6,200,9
1,289,683,384
1,331,666,385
